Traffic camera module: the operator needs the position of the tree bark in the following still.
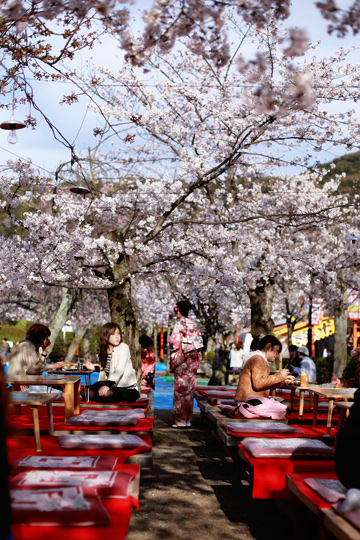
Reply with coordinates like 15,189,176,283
47,288,83,356
83,328,91,359
107,254,139,371
333,277,348,378
247,278,275,337
64,322,92,364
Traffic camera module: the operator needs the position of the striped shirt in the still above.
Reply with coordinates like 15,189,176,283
105,353,112,377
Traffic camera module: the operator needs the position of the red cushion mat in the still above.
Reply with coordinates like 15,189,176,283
286,472,338,511
286,411,338,423
11,496,133,540
238,445,336,499
6,434,152,466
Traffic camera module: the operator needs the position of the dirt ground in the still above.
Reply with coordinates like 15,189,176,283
128,409,296,540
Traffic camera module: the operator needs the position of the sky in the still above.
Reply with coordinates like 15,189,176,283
0,0,359,178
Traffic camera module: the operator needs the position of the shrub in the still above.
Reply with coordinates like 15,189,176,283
314,356,334,385
205,351,215,363
342,356,358,380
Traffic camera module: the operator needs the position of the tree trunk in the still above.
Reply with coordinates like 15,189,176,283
83,328,91,360
107,254,139,371
333,278,348,378
64,323,92,364
208,331,227,385
247,278,275,336
47,288,83,356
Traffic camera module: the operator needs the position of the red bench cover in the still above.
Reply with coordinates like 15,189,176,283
11,486,111,526
7,435,152,465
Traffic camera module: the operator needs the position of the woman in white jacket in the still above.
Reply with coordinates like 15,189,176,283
81,322,139,403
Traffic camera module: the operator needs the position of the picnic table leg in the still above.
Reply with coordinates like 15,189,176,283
46,402,54,436
326,399,335,436
74,379,80,414
312,394,319,428
338,408,347,431
11,384,22,414
64,383,75,422
31,406,41,452
299,390,305,419
290,387,295,407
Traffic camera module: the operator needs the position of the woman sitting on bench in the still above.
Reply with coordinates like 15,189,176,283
235,335,294,402
81,322,140,403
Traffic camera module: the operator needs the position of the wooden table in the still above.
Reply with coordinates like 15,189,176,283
335,401,354,431
9,392,58,451
310,387,356,436
288,383,317,419
322,508,360,540
52,368,92,401
8,375,81,422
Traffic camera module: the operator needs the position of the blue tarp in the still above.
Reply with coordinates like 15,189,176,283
154,375,199,411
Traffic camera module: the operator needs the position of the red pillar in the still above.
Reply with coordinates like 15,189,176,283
354,320,358,349
160,328,164,361
311,326,315,357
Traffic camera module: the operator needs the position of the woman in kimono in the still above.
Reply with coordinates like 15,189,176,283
169,300,203,428
139,334,156,390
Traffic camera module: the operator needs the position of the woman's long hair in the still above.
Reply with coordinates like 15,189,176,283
98,322,122,369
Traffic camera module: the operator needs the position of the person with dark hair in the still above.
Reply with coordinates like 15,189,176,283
169,300,203,428
335,388,360,489
81,322,139,403
229,340,244,371
235,335,295,402
332,346,360,388
288,344,300,376
6,323,64,396
139,334,156,390
0,338,10,355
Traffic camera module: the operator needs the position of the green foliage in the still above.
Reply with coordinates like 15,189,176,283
342,356,358,380
205,351,215,363
50,326,101,357
314,356,334,385
0,320,31,345
320,150,360,196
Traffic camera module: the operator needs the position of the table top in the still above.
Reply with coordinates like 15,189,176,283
309,386,357,399
287,383,318,391
335,401,354,410
9,391,59,405
52,369,93,375
8,375,81,385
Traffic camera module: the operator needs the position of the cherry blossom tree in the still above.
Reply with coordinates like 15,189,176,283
1,21,360,375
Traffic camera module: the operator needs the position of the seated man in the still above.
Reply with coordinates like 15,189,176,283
296,345,316,383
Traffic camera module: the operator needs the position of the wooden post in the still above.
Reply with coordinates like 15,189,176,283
154,326,158,361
